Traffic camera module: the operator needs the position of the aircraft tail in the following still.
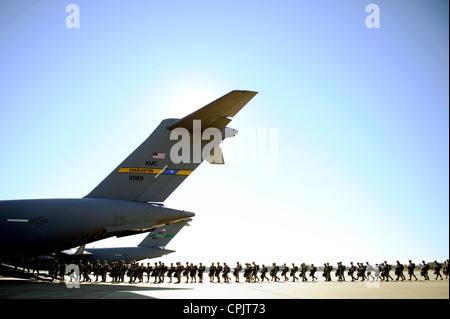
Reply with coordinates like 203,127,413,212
138,219,190,247
85,90,257,203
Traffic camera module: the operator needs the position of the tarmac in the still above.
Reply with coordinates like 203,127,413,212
0,270,448,299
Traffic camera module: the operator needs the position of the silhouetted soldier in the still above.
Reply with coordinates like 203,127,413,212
394,261,405,281
215,262,223,283
198,263,206,283
348,262,356,281
382,261,394,281
101,260,109,282
190,263,197,283
119,260,127,283
260,264,269,282
209,263,215,283
443,260,449,280
244,263,252,282
290,263,299,282
434,260,443,280
233,262,242,283
301,263,308,282
184,262,190,283
270,263,280,281
281,263,289,281
406,260,417,281
223,263,230,283
420,260,430,280
167,263,174,283
83,261,92,282
339,262,346,281
309,264,317,281
252,262,260,282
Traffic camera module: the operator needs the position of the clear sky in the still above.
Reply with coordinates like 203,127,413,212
0,0,448,267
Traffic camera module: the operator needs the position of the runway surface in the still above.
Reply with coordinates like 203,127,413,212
0,272,448,299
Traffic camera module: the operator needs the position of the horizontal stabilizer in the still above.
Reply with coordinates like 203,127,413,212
167,90,257,131
138,218,191,247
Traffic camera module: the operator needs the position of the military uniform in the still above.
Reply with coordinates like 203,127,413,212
190,263,197,283
233,262,242,283
406,260,417,280
198,263,206,283
281,263,289,281
101,260,109,282
290,263,299,282
209,263,215,283
270,263,280,282
348,262,356,281
223,263,231,283
215,262,223,283
309,264,317,281
434,260,443,280
251,262,260,282
260,264,269,282
420,260,430,280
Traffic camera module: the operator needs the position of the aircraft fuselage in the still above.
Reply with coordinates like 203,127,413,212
0,198,193,260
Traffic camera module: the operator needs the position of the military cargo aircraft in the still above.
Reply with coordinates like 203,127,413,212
0,90,257,263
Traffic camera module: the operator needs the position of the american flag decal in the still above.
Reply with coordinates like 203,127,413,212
152,152,165,159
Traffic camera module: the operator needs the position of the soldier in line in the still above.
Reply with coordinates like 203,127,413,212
223,263,231,283
184,262,190,283
270,263,280,282
348,262,356,282
421,260,430,281
209,263,215,283
324,263,332,282
394,261,405,281
161,262,168,283
198,263,206,283
190,263,197,283
309,264,317,281
167,263,174,283
290,263,299,282
233,262,242,283
100,260,109,282
434,260,443,280
394,261,406,281
336,262,345,282
251,262,260,282
281,263,289,281
119,260,127,283
215,262,223,283
243,263,251,282
356,262,367,281
443,260,449,280
175,262,183,283
408,260,419,281
327,263,333,281
82,261,92,282
300,263,308,282
49,258,59,281
260,264,269,282
382,261,394,281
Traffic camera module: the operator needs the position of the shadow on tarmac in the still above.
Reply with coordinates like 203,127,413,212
0,278,193,299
